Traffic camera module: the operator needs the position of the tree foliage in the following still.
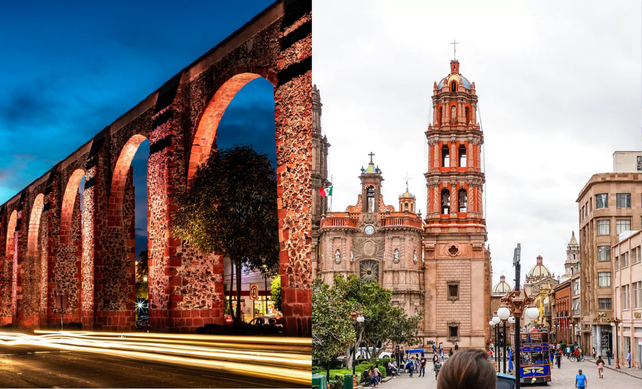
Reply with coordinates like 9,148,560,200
312,278,357,365
171,145,279,321
271,275,282,313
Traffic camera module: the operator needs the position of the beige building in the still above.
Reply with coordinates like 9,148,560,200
612,230,641,369
577,163,642,356
612,151,642,173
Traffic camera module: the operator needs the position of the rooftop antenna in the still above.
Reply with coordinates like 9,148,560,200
451,39,459,61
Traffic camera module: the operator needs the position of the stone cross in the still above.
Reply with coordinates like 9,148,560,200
451,39,459,60
368,151,375,163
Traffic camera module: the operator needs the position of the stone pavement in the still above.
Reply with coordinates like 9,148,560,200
367,358,640,389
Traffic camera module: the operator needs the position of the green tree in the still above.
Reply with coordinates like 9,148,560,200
172,145,279,322
271,275,282,312
312,278,357,365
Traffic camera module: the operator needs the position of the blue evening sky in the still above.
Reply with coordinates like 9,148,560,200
0,1,278,257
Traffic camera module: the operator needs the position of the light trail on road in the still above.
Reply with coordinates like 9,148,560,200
0,331,311,386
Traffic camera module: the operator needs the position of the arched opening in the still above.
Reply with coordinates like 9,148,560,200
451,81,457,92
458,189,467,213
465,107,470,124
195,75,278,324
27,194,45,257
441,189,450,215
404,203,408,211
441,145,450,168
107,134,148,330
459,145,467,168
188,71,276,183
6,210,17,261
438,107,443,126
366,185,375,213
132,140,150,328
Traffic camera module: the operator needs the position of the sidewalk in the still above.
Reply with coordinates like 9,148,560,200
586,358,641,380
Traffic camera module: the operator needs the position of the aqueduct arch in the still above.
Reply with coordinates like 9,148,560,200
0,0,312,336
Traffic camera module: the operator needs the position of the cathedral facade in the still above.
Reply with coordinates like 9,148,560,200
313,61,492,349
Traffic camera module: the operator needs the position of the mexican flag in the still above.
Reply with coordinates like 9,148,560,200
319,186,333,197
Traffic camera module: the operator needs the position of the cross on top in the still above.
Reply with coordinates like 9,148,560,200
368,151,375,164
451,39,459,60
401,172,413,192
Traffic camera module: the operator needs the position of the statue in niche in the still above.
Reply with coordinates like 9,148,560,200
451,105,457,122
394,249,399,263
350,250,354,262
368,197,374,213
413,250,417,264
335,250,341,263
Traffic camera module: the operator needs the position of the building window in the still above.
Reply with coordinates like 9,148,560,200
589,198,592,212
621,252,629,268
633,247,641,264
598,272,611,287
447,322,460,342
441,189,451,215
573,279,580,295
622,285,629,310
458,145,467,167
597,246,611,261
598,298,612,310
572,298,581,315
616,193,631,208
615,256,619,270
616,219,631,234
447,281,460,302
465,107,470,124
597,220,610,235
442,145,450,167
633,283,639,309
404,203,409,211
451,81,457,92
438,107,443,126
458,189,467,213
596,193,608,209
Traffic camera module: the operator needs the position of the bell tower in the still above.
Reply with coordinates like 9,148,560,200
422,58,491,349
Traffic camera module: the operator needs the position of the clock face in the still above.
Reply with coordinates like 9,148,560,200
365,225,375,235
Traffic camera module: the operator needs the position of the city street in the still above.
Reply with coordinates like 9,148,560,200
379,359,641,389
0,331,310,388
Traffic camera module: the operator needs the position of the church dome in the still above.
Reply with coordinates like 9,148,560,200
400,191,415,199
492,275,512,294
526,255,551,281
438,74,472,90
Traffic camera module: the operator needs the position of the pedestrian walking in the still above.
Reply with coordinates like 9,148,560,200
433,359,442,380
555,349,561,369
449,348,453,358
627,350,631,368
440,347,445,362
454,342,459,353
607,348,612,365
593,347,596,359
596,356,604,378
419,354,427,377
433,343,436,353
575,368,588,389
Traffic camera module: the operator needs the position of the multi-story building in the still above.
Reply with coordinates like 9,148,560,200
612,230,641,369
552,279,572,344
577,153,642,356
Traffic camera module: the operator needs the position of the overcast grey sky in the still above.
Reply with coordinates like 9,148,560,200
313,0,641,287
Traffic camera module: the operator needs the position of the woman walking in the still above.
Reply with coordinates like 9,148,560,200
596,356,604,379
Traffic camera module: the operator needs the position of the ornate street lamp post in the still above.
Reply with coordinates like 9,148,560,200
497,243,540,389
493,314,501,368
498,307,511,374
611,318,622,369
351,312,365,376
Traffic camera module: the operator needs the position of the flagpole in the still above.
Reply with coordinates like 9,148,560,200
330,174,333,212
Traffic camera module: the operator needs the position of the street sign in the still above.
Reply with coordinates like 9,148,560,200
249,284,259,300
56,295,69,310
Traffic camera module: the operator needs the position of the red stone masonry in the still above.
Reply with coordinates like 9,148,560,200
0,0,312,336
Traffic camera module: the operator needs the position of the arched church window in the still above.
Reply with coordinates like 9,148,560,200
404,203,408,211
438,107,443,126
465,107,470,124
441,189,450,215
459,145,467,167
441,145,450,167
451,81,457,92
458,189,467,213
366,185,375,213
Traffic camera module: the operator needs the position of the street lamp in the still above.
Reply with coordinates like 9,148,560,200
352,312,365,376
498,307,510,374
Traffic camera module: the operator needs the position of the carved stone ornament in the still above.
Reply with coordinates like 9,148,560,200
447,244,460,257
394,249,400,263
335,250,341,263
350,250,354,262
413,250,417,264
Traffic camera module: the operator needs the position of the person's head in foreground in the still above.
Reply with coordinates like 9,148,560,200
437,349,496,389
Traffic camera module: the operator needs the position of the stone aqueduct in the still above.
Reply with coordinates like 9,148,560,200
0,0,312,336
